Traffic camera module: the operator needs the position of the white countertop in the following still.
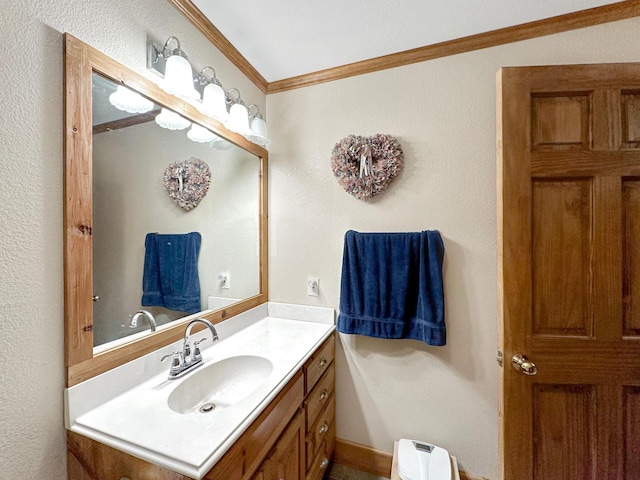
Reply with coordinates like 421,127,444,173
65,302,335,479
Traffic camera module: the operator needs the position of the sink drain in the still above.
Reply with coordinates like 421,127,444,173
199,402,216,413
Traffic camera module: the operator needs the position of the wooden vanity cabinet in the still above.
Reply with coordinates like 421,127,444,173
249,333,336,480
303,335,335,480
67,333,336,480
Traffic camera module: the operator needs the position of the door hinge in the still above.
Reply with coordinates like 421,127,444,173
497,350,504,367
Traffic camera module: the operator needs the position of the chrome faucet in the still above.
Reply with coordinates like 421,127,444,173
161,318,219,379
129,310,157,332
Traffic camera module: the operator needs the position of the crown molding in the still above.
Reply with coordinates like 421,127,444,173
170,1,640,94
168,0,268,93
267,1,640,93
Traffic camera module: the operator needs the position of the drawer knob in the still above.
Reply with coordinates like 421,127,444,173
318,422,329,435
319,389,329,402
320,458,330,470
319,357,328,368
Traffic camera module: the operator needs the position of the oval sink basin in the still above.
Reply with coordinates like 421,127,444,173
168,355,274,415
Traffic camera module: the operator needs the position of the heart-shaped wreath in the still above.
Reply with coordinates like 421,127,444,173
331,134,404,200
163,157,211,211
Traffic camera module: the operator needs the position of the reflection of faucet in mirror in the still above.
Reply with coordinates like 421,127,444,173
161,318,219,380
129,310,157,332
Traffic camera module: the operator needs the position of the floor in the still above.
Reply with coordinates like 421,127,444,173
328,463,390,480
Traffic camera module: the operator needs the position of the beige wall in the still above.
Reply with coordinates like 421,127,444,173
0,1,263,478
266,17,640,479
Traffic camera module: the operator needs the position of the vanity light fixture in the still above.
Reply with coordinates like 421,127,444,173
247,104,271,147
197,66,229,123
108,85,154,113
187,123,217,143
210,137,234,150
225,88,252,136
155,36,200,100
148,36,268,147
155,108,191,130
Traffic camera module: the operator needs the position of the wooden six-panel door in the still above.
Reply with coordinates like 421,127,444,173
498,64,640,480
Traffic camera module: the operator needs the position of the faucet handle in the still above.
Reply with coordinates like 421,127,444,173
160,352,175,363
192,338,208,362
161,351,183,377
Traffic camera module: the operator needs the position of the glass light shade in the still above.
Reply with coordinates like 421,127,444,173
163,55,200,100
187,124,217,143
226,102,251,135
199,83,229,122
108,86,154,113
247,116,271,146
210,137,234,150
155,108,191,130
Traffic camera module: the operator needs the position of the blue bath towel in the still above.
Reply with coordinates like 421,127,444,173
141,232,202,314
337,230,446,346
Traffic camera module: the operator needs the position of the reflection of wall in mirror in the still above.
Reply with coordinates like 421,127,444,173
92,121,260,345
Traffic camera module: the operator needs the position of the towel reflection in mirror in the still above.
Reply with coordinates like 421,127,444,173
142,232,202,314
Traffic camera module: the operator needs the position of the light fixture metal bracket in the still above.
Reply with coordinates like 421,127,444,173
147,40,205,96
147,41,167,77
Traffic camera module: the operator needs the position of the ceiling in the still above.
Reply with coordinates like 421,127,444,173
190,0,624,83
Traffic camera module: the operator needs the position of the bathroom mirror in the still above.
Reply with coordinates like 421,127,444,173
91,73,260,348
64,34,268,386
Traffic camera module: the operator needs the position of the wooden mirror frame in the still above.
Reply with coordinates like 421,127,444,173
64,34,268,387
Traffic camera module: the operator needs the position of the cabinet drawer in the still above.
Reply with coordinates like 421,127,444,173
305,396,335,470
305,425,335,480
304,363,335,432
304,334,335,395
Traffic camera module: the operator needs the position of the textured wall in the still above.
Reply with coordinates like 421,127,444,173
266,17,640,479
3,2,640,479
0,2,263,478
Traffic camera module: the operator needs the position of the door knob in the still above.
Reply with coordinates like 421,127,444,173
512,354,538,376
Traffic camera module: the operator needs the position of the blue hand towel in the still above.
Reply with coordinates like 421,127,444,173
337,230,446,346
141,232,202,314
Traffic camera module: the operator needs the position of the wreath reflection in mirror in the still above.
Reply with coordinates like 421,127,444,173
163,157,211,211
331,134,404,201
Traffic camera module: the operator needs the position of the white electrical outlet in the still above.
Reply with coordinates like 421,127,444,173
218,272,230,289
307,277,319,297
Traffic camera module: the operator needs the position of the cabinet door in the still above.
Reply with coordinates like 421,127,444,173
252,467,266,480
264,411,304,480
